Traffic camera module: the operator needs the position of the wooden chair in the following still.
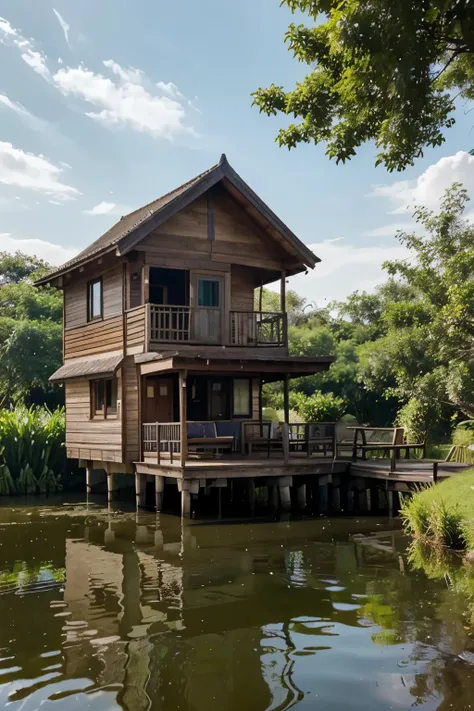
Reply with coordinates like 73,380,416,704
360,427,426,461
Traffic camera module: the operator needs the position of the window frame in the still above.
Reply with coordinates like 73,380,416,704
232,378,252,418
197,277,220,308
90,377,118,419
87,277,103,322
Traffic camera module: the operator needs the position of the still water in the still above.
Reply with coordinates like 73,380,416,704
1,500,474,711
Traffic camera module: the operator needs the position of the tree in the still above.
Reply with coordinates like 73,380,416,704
252,1,474,171
358,184,474,435
0,252,63,407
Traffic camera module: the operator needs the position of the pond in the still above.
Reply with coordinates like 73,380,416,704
1,499,474,711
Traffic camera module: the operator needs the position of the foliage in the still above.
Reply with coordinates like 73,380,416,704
401,469,474,550
252,1,474,171
293,391,346,422
0,251,62,408
355,186,474,437
0,406,65,495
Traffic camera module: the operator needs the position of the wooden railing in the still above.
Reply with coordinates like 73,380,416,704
230,311,287,347
149,305,191,343
242,421,336,458
143,422,181,463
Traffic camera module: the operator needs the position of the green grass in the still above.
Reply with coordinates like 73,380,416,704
401,469,474,550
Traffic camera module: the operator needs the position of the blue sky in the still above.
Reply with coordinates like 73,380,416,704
1,0,474,305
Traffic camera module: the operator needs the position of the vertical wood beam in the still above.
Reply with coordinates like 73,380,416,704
86,466,91,495
155,475,165,512
283,374,290,423
258,281,263,312
179,370,188,467
280,270,286,313
142,265,150,304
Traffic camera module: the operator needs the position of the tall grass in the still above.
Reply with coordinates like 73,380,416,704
401,489,467,550
0,406,65,495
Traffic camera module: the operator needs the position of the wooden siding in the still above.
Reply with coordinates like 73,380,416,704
64,315,123,360
126,305,147,350
123,356,140,462
65,376,123,463
138,189,286,272
231,265,257,311
64,265,123,330
252,378,260,419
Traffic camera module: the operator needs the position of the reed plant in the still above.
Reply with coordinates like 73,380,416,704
0,406,65,495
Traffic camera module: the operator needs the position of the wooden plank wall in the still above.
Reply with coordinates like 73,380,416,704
64,315,123,359
64,265,123,330
65,375,123,463
231,265,257,311
122,356,140,462
252,378,260,419
125,305,147,350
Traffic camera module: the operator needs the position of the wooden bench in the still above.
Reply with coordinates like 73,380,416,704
187,422,234,456
352,426,426,462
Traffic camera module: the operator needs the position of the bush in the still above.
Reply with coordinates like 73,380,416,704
293,391,346,423
0,406,65,495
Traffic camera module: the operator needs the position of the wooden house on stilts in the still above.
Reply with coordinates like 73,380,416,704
38,155,335,516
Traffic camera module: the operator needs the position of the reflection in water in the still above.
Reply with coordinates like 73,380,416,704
0,504,474,710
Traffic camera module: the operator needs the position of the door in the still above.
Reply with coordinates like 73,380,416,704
190,273,224,343
145,377,174,423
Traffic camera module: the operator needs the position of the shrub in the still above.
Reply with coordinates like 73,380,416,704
293,391,346,423
400,493,431,538
0,406,65,495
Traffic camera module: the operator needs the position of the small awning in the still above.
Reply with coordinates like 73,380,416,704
49,354,123,383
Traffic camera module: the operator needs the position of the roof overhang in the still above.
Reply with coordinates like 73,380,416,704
49,354,123,383
136,351,334,380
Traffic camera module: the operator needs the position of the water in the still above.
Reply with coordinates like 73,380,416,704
1,500,474,711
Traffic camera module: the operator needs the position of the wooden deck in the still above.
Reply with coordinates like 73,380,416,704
351,459,469,484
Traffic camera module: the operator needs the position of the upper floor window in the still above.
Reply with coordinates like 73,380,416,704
91,378,117,418
87,278,103,321
198,278,220,308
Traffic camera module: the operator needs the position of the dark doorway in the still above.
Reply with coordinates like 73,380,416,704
149,268,188,306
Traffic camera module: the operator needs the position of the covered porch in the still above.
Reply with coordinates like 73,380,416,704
137,351,335,467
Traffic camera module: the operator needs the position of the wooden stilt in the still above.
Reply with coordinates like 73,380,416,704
295,483,306,512
248,479,256,516
181,489,191,518
135,473,146,508
388,490,394,518
107,473,115,503
155,476,165,512
269,485,279,512
278,476,292,512
86,466,91,495
319,483,329,513
332,486,341,512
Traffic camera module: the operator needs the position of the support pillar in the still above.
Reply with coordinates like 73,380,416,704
155,476,165,512
86,467,91,495
179,370,188,467
278,476,292,512
388,490,394,518
319,483,329,513
283,373,290,463
269,484,279,512
332,486,341,512
107,473,115,503
248,479,256,516
135,473,146,508
181,489,191,519
295,482,306,512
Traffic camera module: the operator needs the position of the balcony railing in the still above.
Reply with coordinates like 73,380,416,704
230,311,286,347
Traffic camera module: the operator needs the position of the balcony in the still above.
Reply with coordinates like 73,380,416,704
126,304,287,350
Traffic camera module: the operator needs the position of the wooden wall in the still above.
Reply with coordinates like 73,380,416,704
65,374,123,463
122,356,140,462
231,265,257,312
64,315,123,359
125,305,147,351
64,265,123,330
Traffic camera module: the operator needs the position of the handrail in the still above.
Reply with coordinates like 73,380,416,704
143,422,181,464
230,311,286,347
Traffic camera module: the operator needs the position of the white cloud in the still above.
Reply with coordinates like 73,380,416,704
0,233,78,265
52,9,70,46
53,61,198,140
368,151,474,214
0,17,17,36
0,141,79,201
0,94,31,116
273,239,410,305
83,200,130,216
0,93,51,134
21,48,50,78
48,200,63,206
363,222,414,238
156,81,184,99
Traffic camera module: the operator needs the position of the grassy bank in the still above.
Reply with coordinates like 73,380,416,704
401,470,474,550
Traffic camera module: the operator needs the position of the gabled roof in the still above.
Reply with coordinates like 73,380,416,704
36,155,319,286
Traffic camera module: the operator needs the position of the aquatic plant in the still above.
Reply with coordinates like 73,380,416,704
0,406,65,495
400,491,431,538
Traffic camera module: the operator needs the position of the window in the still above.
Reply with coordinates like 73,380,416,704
87,278,103,321
91,378,118,418
232,378,251,417
198,278,220,307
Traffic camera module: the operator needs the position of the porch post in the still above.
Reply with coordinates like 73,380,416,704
283,373,290,463
280,270,287,346
179,370,188,467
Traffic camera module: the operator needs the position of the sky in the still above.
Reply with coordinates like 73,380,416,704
1,0,474,306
